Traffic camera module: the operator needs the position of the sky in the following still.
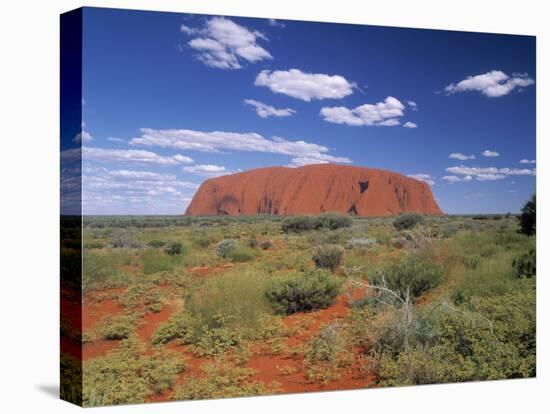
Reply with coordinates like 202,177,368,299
63,7,536,215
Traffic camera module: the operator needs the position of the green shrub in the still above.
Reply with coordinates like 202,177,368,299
95,314,137,340
83,339,185,406
171,361,280,400
226,246,255,263
152,312,196,345
518,193,536,236
188,269,270,336
318,212,353,230
110,230,141,248
147,239,166,248
370,255,443,301
216,239,238,258
259,240,273,250
312,244,344,271
281,212,352,233
244,238,258,248
266,269,342,315
393,213,425,231
512,249,536,279
281,215,319,232
163,241,183,256
346,237,377,250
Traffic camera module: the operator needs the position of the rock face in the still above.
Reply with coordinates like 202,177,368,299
185,164,443,217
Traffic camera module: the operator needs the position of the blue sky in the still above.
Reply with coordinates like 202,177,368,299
67,7,536,215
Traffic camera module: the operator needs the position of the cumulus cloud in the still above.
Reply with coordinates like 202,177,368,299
107,137,126,143
407,174,434,186
255,69,355,101
444,70,534,98
320,96,405,127
481,150,500,157
407,101,418,110
244,99,296,118
181,17,272,69
288,153,353,168
519,159,536,164
403,121,418,129
445,165,535,182
449,152,476,161
82,166,199,215
130,128,351,166
62,147,194,166
73,130,93,143
182,164,237,178
442,175,463,183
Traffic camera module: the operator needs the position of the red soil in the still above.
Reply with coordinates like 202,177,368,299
185,164,442,217
137,306,173,342
81,284,373,401
82,298,124,331
83,340,120,361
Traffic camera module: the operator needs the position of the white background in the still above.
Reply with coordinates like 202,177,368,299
0,0,547,412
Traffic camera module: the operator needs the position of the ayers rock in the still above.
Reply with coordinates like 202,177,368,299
185,164,443,217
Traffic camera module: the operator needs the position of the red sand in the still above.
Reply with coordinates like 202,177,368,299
186,164,442,217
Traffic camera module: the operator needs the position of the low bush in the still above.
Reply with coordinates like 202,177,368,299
152,312,196,345
110,230,141,249
512,249,536,279
259,240,273,250
244,238,258,248
281,212,352,233
226,246,255,263
171,361,280,400
266,269,342,315
393,213,425,231
163,241,183,256
216,239,238,258
83,339,185,406
312,244,344,271
85,241,105,249
370,255,443,302
95,314,137,340
147,239,166,248
346,237,377,250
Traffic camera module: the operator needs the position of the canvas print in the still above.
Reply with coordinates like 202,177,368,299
60,7,536,407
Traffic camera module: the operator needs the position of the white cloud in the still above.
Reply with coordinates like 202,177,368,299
407,101,418,110
107,137,126,143
449,152,476,160
130,128,351,166
288,153,353,167
403,121,418,129
444,70,534,97
73,130,93,143
61,147,194,166
244,99,296,118
181,17,272,69
82,166,199,214
268,19,285,28
445,165,535,182
482,150,500,157
442,175,462,183
255,69,355,101
519,159,536,164
320,96,405,127
407,174,434,186
183,164,236,178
